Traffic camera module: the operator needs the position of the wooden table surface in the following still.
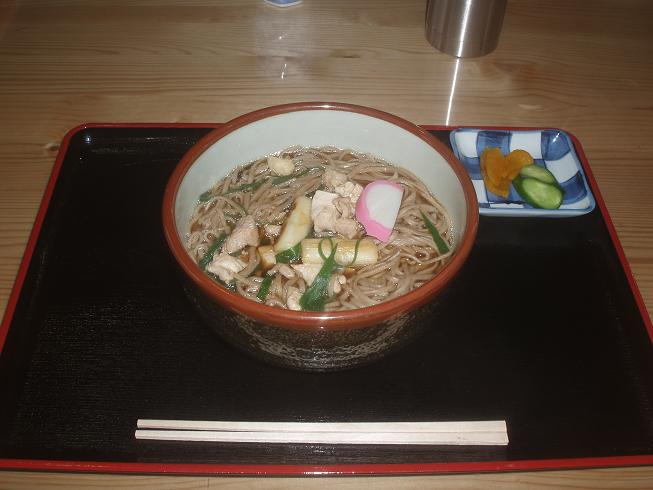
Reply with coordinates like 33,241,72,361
1,0,652,488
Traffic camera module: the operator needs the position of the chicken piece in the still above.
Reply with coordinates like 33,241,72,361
323,168,348,190
206,254,246,282
263,223,282,238
286,287,302,311
267,155,294,176
314,206,338,234
311,190,340,234
334,181,364,204
334,218,359,239
269,263,295,279
328,274,347,296
291,263,323,286
333,196,356,219
310,190,338,221
311,187,362,236
223,215,259,254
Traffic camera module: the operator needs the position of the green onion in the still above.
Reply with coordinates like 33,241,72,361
199,179,267,204
257,275,273,301
198,232,228,270
199,167,316,202
199,190,214,202
317,239,329,261
271,168,311,186
223,178,268,196
420,211,450,254
347,239,362,266
275,242,302,264
299,239,338,312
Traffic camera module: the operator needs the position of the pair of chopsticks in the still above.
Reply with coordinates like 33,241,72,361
135,419,508,445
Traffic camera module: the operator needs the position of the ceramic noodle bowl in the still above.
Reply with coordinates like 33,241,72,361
162,102,478,371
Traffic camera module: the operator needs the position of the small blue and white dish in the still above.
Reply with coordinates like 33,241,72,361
449,128,595,217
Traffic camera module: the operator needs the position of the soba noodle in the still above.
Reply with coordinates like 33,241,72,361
187,146,453,311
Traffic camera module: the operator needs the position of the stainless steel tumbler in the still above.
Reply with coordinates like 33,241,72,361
425,0,507,58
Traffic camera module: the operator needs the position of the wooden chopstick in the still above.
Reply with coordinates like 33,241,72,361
135,420,508,445
138,419,506,433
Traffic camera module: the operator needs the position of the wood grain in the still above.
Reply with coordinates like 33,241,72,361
1,0,652,488
1,467,653,489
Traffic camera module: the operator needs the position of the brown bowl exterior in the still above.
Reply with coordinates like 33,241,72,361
162,102,479,370
182,273,455,371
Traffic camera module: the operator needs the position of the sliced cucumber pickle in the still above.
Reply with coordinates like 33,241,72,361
519,164,558,185
513,177,564,210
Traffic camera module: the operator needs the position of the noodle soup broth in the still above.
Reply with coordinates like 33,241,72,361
187,146,454,313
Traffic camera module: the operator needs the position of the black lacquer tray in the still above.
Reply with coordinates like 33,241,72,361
0,124,651,476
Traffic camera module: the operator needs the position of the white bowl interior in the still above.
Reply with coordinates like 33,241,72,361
174,109,469,252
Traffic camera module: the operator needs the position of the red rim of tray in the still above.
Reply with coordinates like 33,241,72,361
0,121,651,476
